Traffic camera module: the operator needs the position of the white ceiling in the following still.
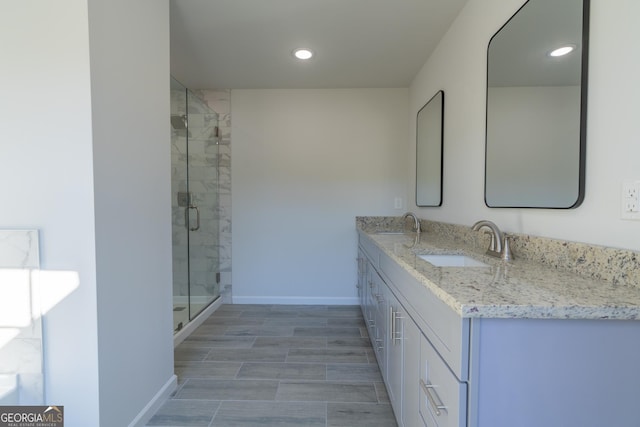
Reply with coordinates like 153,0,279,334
169,0,469,90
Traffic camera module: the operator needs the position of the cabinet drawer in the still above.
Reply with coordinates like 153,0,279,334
419,334,467,427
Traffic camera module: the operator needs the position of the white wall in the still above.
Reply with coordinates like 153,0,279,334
409,0,640,252
0,2,101,423
87,1,174,426
232,89,408,303
0,1,174,425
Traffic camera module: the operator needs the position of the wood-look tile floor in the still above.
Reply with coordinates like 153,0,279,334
147,304,398,427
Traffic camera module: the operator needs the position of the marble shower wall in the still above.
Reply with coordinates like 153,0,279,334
0,230,43,404
199,89,232,303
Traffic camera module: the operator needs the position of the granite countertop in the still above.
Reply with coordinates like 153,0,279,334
359,228,640,320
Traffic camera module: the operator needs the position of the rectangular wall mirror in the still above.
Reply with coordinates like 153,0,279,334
485,0,589,208
416,90,444,207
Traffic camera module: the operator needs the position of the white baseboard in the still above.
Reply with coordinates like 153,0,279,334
128,374,177,427
173,297,223,347
232,296,360,305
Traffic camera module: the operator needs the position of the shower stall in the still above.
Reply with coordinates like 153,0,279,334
170,76,220,333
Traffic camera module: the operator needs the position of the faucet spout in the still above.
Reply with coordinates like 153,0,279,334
471,220,503,257
402,212,421,235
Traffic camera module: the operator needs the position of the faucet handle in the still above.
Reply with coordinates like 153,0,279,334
501,235,514,261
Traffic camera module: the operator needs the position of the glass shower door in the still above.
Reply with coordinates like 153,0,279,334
185,88,220,322
170,77,220,332
170,77,190,331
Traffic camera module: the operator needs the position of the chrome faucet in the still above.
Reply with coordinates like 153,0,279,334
403,212,421,236
471,220,513,260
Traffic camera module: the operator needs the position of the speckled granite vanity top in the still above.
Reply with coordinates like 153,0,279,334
358,218,640,320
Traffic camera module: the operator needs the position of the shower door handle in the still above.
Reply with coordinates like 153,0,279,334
186,205,200,231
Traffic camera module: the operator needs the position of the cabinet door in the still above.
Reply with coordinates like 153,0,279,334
402,309,420,427
371,269,387,372
363,263,375,340
356,250,365,304
387,291,404,425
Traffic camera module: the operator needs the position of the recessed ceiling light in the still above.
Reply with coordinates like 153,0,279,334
293,48,314,60
549,45,576,57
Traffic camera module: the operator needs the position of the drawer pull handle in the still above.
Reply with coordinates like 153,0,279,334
393,315,402,344
389,306,395,342
420,379,447,416
390,307,403,345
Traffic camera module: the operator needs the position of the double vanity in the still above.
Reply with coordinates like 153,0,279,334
357,216,640,427
366,1,606,425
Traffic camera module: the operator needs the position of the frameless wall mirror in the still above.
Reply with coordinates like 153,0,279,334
485,0,589,208
416,90,444,207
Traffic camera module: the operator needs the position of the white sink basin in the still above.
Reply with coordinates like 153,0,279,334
418,254,488,268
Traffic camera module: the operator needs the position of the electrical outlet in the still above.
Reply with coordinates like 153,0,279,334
624,183,637,199
394,197,403,210
621,181,640,220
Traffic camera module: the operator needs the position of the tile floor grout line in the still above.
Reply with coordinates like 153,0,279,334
207,401,221,427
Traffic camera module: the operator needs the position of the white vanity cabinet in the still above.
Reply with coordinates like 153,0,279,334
359,244,387,374
358,234,487,426
357,230,640,427
359,237,430,427
359,240,403,424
